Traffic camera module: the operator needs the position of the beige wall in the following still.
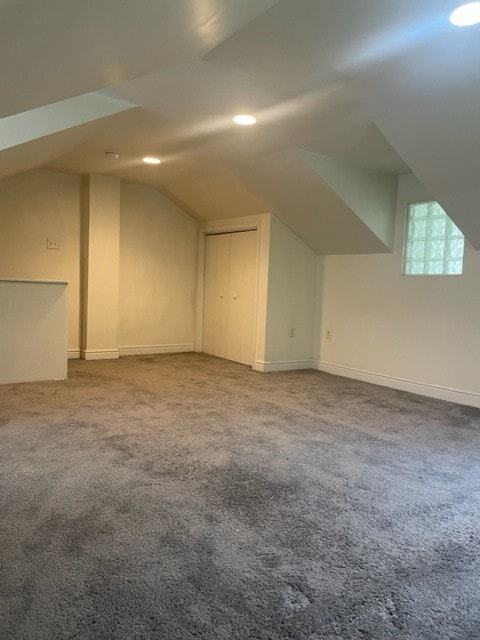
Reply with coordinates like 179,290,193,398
316,173,480,404
0,171,199,358
0,170,81,352
264,216,317,368
3,168,479,406
82,174,121,358
118,183,198,351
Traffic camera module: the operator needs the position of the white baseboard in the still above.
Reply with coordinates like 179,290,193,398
80,349,120,361
314,361,480,408
118,344,195,357
253,359,314,373
68,349,80,359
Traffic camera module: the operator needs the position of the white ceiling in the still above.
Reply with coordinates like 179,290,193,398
1,0,479,253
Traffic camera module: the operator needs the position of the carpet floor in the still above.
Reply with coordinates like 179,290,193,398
0,353,479,639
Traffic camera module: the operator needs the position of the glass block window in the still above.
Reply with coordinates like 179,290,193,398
404,202,465,275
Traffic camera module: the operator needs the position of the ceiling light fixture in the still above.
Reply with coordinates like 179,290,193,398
233,114,257,126
449,2,480,26
143,156,161,165
104,151,119,159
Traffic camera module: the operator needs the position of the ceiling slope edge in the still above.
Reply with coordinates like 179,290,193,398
235,150,394,255
0,94,136,154
299,149,397,251
375,101,480,251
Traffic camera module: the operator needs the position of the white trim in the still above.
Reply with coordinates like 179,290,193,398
0,278,69,285
199,215,269,236
314,361,480,408
118,344,195,356
253,359,314,373
68,349,80,359
81,349,119,361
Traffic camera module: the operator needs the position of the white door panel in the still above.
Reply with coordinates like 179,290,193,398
227,230,257,365
203,230,257,366
203,233,230,358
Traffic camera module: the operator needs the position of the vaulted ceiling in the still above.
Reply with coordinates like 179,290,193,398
1,0,479,253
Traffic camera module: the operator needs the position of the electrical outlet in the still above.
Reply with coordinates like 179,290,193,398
289,327,295,338
46,237,60,250
326,329,333,341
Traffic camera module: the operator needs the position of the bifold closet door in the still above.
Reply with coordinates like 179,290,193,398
203,230,257,366
226,230,257,365
203,233,231,359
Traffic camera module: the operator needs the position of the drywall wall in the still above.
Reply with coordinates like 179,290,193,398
0,170,80,354
118,183,198,353
81,174,121,359
0,171,198,359
300,150,398,250
316,173,480,406
262,216,317,370
0,279,67,383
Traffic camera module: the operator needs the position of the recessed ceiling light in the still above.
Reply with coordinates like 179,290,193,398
233,114,257,126
143,156,161,165
450,2,480,26
104,151,119,159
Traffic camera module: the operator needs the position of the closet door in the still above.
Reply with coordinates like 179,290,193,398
203,233,231,358
226,230,257,365
203,230,257,366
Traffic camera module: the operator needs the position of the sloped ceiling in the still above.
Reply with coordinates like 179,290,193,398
1,0,479,254
376,86,480,250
